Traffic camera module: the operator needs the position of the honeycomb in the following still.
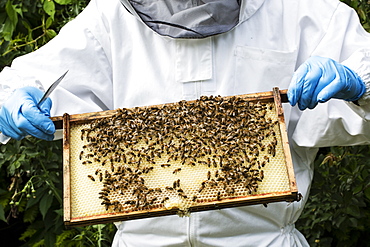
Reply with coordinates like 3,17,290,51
67,95,292,221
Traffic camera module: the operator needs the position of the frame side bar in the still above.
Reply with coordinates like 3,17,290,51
272,88,299,197
63,113,71,224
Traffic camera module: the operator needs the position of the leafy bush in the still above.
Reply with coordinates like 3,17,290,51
296,146,370,247
0,1,116,246
0,0,90,69
1,0,370,246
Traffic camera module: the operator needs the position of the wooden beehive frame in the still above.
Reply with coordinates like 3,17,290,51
56,88,299,227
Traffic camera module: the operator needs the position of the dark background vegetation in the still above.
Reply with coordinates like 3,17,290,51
0,0,370,246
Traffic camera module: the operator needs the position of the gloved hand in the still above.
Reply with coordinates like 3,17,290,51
288,56,366,110
0,86,55,141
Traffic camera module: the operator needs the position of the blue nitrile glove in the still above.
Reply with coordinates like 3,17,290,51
0,86,55,141
288,56,366,110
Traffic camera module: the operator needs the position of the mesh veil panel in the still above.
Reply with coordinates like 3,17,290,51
123,0,241,38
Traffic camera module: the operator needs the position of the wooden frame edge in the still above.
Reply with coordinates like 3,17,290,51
63,113,71,224
272,88,298,196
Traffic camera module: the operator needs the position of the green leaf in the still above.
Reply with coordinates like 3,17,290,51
45,16,53,29
346,204,361,217
43,0,55,19
56,229,78,245
23,204,39,223
358,8,367,22
5,1,18,23
39,193,53,219
363,23,370,32
19,227,37,241
2,2,18,41
353,185,363,194
54,0,72,5
54,208,63,217
0,204,6,223
45,29,57,39
2,17,15,41
365,186,370,200
348,217,358,228
334,215,346,228
13,4,23,18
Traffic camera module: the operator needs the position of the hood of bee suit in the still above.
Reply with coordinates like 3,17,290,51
119,0,266,39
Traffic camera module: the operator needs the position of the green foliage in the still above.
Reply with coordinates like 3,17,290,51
0,137,64,246
0,0,89,69
0,1,116,246
55,224,116,247
296,146,370,246
1,0,370,246
0,137,116,246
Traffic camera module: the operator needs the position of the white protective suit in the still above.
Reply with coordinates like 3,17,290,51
2,0,370,246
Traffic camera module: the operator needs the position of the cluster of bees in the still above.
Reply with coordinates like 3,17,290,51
80,95,279,214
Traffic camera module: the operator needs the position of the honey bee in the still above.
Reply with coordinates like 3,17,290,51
79,151,84,160
161,164,171,168
144,166,154,173
198,182,205,193
102,187,110,192
154,188,162,193
226,187,235,194
215,170,219,178
99,195,108,200
125,200,136,205
173,168,181,174
212,159,217,168
161,197,169,203
80,129,86,140
99,191,109,196
217,191,221,201
167,155,173,163
149,197,158,204
86,153,95,159
207,158,212,167
122,153,127,163
82,161,92,165
257,161,262,169
87,175,95,181
173,180,178,189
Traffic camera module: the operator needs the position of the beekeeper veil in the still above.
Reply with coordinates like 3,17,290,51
119,0,241,38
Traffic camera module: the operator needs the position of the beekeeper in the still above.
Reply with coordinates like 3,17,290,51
1,0,370,246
